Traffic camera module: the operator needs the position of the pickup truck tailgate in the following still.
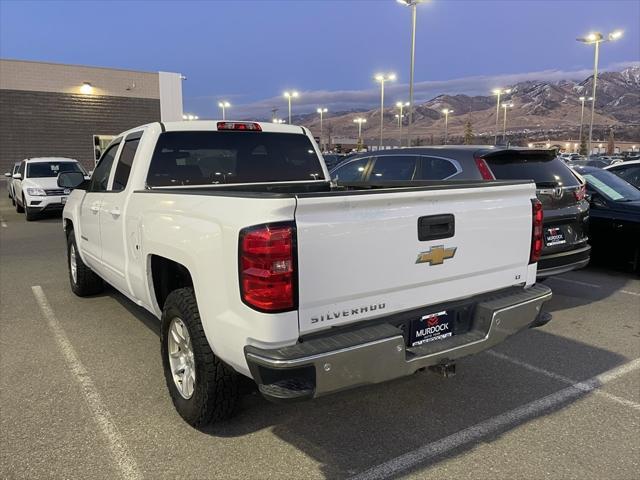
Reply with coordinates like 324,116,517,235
294,182,536,334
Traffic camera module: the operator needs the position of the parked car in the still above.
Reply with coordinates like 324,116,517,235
604,160,640,189
331,146,590,278
483,149,591,277
329,146,493,182
59,121,551,427
560,153,581,162
572,165,640,272
4,161,20,204
567,159,609,169
13,157,86,221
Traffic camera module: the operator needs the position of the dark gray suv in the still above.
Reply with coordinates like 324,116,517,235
331,146,590,278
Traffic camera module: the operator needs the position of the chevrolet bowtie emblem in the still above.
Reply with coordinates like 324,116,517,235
415,245,457,266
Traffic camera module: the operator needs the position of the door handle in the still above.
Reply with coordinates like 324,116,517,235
418,214,455,241
109,208,121,218
90,203,100,213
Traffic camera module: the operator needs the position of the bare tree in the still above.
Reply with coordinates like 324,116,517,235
606,128,615,155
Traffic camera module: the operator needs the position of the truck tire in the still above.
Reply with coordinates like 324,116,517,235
67,230,104,296
25,207,38,221
161,288,239,427
16,195,24,213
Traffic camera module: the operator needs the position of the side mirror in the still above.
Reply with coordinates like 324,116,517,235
12,173,22,180
4,172,11,177
58,171,87,190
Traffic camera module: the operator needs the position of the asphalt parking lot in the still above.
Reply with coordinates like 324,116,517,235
1,187,639,480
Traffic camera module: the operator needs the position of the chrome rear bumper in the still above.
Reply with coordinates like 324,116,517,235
245,284,552,402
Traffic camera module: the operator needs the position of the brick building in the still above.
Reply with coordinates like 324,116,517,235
0,59,183,172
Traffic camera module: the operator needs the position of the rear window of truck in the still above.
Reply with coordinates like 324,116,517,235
486,155,579,187
147,131,324,186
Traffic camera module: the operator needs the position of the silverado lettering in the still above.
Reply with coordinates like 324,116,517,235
310,303,387,323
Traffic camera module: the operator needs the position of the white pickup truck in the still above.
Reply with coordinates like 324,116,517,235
59,120,551,427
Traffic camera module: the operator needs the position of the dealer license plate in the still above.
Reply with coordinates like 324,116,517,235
409,310,453,347
544,227,565,246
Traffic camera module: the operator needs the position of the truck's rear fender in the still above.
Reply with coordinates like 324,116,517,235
130,191,300,376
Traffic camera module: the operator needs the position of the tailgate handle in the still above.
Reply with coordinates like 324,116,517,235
418,214,455,241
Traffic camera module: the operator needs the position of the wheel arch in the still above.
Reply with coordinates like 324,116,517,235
149,255,195,311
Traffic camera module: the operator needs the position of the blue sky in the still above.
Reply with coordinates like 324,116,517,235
1,0,638,118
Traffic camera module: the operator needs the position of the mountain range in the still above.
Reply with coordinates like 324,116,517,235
296,65,640,145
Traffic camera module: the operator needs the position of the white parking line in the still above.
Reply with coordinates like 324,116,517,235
32,286,142,480
350,357,640,480
620,290,640,297
547,276,601,289
487,350,640,411
0,217,7,228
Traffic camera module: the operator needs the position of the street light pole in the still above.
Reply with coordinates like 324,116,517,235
502,102,513,143
397,0,426,147
317,107,327,151
578,96,592,146
283,91,299,124
354,117,367,150
492,88,511,144
218,101,230,120
577,30,623,155
375,73,396,149
396,101,409,146
441,108,453,144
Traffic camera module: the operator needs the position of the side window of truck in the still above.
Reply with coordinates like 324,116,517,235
90,143,120,192
111,134,142,191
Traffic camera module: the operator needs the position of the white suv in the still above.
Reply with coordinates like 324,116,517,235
13,157,87,221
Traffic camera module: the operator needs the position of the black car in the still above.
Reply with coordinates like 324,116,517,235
604,161,640,189
573,166,640,273
331,146,590,278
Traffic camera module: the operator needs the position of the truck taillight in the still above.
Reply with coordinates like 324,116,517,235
474,156,495,180
217,121,262,131
239,223,296,312
530,199,543,264
574,184,586,201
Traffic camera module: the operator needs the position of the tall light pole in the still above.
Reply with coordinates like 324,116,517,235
283,91,299,125
492,88,511,144
501,102,513,143
397,0,427,147
396,101,409,146
375,73,396,149
578,96,593,145
218,101,230,120
577,30,623,155
317,107,328,151
354,117,367,150
441,108,453,144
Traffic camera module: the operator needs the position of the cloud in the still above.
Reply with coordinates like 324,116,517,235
222,61,639,119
